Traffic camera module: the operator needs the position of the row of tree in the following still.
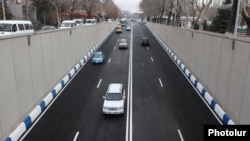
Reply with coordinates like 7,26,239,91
32,0,121,26
139,0,250,35
0,0,121,27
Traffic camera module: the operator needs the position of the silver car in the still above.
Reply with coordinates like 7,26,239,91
118,39,128,49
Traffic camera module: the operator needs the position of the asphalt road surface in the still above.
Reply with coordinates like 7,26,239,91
20,22,220,141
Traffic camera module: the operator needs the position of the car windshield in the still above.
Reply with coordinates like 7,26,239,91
94,53,102,58
106,93,122,100
0,23,12,32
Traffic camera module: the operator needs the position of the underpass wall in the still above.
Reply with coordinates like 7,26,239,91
147,22,250,124
0,22,115,140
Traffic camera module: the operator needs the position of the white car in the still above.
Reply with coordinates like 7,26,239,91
85,19,97,26
102,83,126,115
60,20,76,29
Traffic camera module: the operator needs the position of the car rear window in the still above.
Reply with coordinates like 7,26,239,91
106,93,122,100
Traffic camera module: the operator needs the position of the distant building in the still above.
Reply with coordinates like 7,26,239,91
4,0,37,23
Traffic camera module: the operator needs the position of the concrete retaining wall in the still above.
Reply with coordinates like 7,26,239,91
0,22,115,141
147,22,250,124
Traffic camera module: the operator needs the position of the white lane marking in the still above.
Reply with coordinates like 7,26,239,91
159,78,163,87
97,78,102,88
114,46,116,50
151,57,154,62
147,47,149,50
73,131,79,141
126,22,133,141
108,58,111,63
177,129,184,141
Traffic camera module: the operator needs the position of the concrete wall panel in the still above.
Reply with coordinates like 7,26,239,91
11,37,34,117
241,42,250,123
207,36,222,96
215,39,233,107
227,41,250,123
40,33,55,91
29,35,45,103
200,34,213,87
0,39,20,137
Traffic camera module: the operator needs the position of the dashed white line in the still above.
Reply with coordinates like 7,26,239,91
147,47,149,50
97,78,102,88
159,78,163,87
177,129,184,141
73,131,79,141
151,57,154,62
108,58,111,63
114,46,116,50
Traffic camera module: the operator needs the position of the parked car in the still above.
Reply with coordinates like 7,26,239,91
40,25,56,30
85,19,97,26
102,83,126,115
0,20,34,36
141,37,149,46
118,38,128,49
60,20,76,29
73,19,84,27
107,19,112,22
92,51,105,64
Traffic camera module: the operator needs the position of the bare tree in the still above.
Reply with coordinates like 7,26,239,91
81,0,99,19
140,0,159,22
197,0,212,30
242,0,250,35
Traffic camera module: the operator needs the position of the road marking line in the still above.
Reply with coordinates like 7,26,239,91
114,46,116,50
177,129,184,141
147,47,149,50
151,57,154,62
159,78,163,87
73,131,79,141
97,78,102,88
108,58,111,63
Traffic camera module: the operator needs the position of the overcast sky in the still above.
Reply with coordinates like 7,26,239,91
113,0,142,13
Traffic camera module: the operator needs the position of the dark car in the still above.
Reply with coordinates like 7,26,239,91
141,37,149,46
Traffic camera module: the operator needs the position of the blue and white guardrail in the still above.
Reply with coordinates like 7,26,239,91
4,29,114,141
146,24,235,125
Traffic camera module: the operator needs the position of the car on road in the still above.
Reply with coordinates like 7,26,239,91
126,25,131,31
141,37,149,46
102,83,126,115
118,38,128,49
115,25,122,33
92,51,105,64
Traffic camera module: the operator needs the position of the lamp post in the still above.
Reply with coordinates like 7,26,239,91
1,0,6,20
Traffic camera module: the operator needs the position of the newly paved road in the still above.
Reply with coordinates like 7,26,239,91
21,22,220,141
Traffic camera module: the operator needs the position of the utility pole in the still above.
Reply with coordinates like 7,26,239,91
1,0,6,20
